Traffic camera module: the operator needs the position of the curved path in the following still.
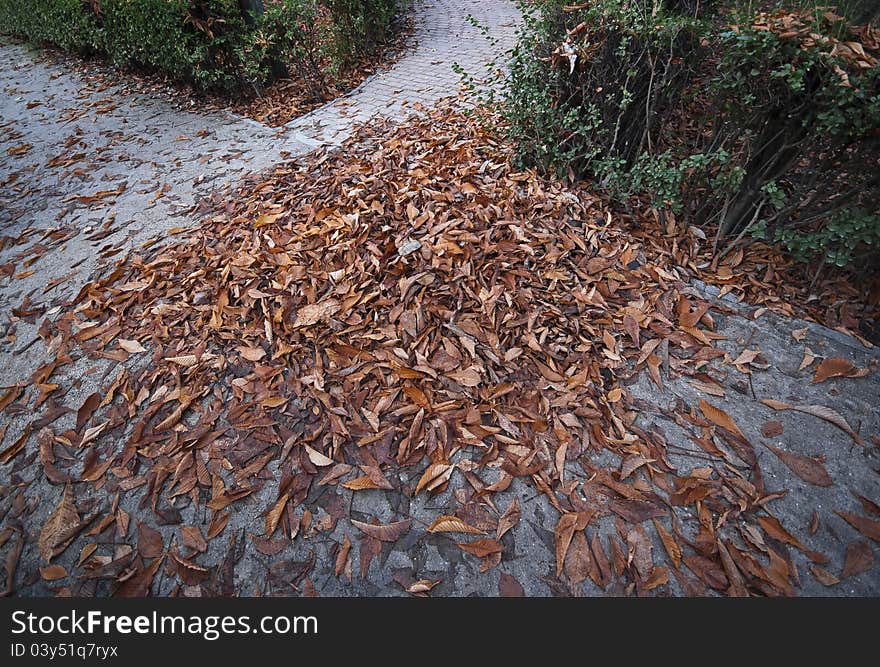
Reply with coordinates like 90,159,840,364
286,0,521,145
0,0,520,298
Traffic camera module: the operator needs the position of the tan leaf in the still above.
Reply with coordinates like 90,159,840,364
261,396,288,408
304,445,334,467
732,348,760,367
80,422,108,447
292,299,341,328
238,346,266,362
427,516,485,535
265,494,289,536
799,347,817,371
406,579,440,595
447,366,482,387
38,484,80,562
496,497,521,540
118,338,147,354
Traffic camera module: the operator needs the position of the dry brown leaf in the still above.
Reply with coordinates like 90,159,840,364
810,565,840,587
836,511,880,542
760,421,784,438
765,444,833,487
292,299,341,328
496,497,521,540
341,476,382,491
180,526,207,554
39,564,68,581
238,346,266,362
265,494,289,536
457,538,503,558
811,357,865,383
757,515,806,551
76,393,101,431
652,518,681,569
406,579,440,595
841,541,874,578
304,445,334,467
335,535,352,578
137,522,164,559
761,399,862,444
38,484,80,562
498,572,525,597
698,399,745,438
414,462,453,495
118,338,147,354
351,519,412,542
555,513,579,577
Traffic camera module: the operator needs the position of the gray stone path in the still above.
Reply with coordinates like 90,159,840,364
286,0,520,144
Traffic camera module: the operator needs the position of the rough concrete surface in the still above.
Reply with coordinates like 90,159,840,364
1,1,878,597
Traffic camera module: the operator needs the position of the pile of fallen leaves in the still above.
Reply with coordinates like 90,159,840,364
2,103,877,597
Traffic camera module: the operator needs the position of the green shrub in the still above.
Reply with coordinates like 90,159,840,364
0,0,99,52
99,0,193,82
505,0,880,272
0,0,400,93
252,0,330,89
506,1,703,180
323,0,397,63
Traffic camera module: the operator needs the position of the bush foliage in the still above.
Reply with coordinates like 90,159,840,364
505,0,880,272
0,0,399,93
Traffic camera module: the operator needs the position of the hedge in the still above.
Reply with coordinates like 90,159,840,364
0,0,399,93
505,0,880,272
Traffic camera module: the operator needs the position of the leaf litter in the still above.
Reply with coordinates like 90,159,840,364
1,102,877,597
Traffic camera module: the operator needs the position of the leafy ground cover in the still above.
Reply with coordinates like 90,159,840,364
2,102,876,596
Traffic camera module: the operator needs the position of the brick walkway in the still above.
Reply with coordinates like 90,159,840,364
287,0,521,146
